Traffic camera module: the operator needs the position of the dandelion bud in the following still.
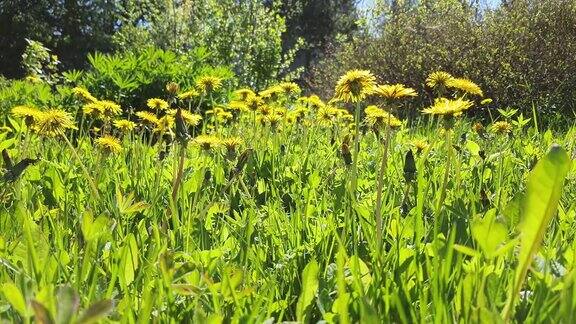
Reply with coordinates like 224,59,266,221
166,82,180,95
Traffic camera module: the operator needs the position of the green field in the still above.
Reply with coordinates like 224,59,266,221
1,70,575,323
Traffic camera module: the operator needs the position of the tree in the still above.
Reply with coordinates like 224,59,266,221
270,0,360,71
0,0,118,78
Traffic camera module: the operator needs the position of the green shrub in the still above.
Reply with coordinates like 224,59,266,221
80,47,235,111
113,0,296,89
309,0,576,125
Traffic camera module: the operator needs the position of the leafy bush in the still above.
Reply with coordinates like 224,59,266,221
113,0,296,89
309,0,576,124
80,47,235,112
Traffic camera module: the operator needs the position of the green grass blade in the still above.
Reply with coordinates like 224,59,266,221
503,144,572,319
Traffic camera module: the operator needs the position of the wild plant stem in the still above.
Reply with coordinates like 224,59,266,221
349,102,362,198
434,127,452,237
61,132,100,200
374,123,391,254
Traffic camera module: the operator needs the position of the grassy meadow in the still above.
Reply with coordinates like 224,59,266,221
1,71,576,323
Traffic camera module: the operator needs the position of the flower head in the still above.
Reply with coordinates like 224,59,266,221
136,111,159,126
259,85,284,101
95,135,122,154
154,115,175,133
373,84,417,100
168,109,202,126
364,105,402,129
334,70,376,103
222,137,243,159
147,98,169,111
11,105,43,125
113,119,137,132
410,139,430,152
35,109,77,136
178,89,200,100
72,87,97,103
491,121,513,134
446,78,483,97
422,98,474,117
193,135,221,151
234,88,255,101
245,95,264,111
278,82,301,96
98,100,122,117
426,71,454,89
166,82,180,95
196,76,223,93
83,102,104,117
301,95,325,110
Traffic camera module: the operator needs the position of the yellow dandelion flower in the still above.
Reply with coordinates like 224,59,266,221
373,84,417,100
35,109,77,136
168,109,202,126
222,137,243,152
206,107,225,115
303,95,326,110
364,105,402,129
491,121,513,134
426,71,454,88
228,101,248,112
234,88,255,101
245,95,264,111
258,105,272,116
154,115,175,133
278,82,301,96
83,102,104,117
193,134,221,151
259,85,284,101
113,119,137,132
446,78,483,97
98,100,122,117
147,98,169,111
196,76,223,93
266,114,282,128
334,70,377,103
95,135,122,154
11,105,43,123
216,111,233,123
316,107,338,126
422,98,474,116
410,139,430,152
178,89,200,100
136,111,159,125
72,87,97,103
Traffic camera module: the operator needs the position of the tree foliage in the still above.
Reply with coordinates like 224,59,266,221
309,0,576,122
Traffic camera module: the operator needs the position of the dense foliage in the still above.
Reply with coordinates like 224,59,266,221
310,0,576,122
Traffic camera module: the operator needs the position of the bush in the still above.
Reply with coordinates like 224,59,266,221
113,0,297,89
80,47,235,112
309,0,576,125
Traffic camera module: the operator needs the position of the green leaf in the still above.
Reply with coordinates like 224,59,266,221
503,144,572,319
471,209,508,258
76,300,114,324
296,259,319,322
31,300,55,324
1,282,27,318
56,285,79,324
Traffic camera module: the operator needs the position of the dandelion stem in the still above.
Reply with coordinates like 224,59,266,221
374,122,391,253
60,132,100,200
